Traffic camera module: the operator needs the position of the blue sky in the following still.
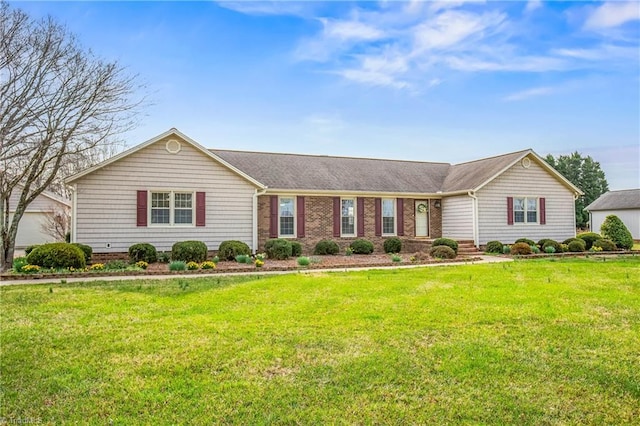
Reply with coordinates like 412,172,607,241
12,1,640,190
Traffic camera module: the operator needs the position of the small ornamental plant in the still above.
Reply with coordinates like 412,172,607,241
255,259,265,268
201,261,216,270
135,261,149,270
186,261,200,270
544,245,556,254
590,245,603,252
297,256,311,267
345,247,353,256
255,253,266,261
169,261,187,271
89,263,105,271
22,264,41,273
391,254,402,263
236,254,251,264
212,256,220,264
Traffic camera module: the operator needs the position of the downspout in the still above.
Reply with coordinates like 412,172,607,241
252,188,268,253
71,185,77,243
468,191,479,248
574,191,581,234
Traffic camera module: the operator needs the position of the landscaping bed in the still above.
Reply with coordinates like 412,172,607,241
1,253,482,281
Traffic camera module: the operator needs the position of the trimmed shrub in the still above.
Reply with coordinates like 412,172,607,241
314,239,340,255
129,243,158,263
542,239,562,254
593,238,617,251
515,238,536,247
600,215,633,250
24,245,39,255
172,241,208,263
264,238,293,260
567,239,586,252
485,241,503,254
537,239,554,249
71,243,92,263
563,237,580,245
291,241,303,257
432,238,458,254
350,239,374,255
383,237,402,254
430,245,456,259
577,232,602,250
218,240,251,261
510,242,532,255
158,251,171,263
502,245,511,254
530,245,541,254
26,243,86,269
235,254,251,264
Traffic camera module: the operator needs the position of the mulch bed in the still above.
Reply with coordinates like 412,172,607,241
2,254,481,281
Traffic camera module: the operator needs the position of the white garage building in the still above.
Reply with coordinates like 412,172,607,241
585,189,640,240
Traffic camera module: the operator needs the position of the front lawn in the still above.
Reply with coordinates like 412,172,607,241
1,257,639,424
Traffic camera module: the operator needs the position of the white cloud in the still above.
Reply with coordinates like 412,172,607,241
445,55,568,72
584,1,640,30
553,44,640,61
217,1,314,17
524,0,542,14
320,18,385,42
503,86,555,101
413,10,506,51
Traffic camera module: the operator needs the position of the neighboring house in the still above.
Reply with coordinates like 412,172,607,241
8,184,71,249
585,189,640,240
65,128,582,254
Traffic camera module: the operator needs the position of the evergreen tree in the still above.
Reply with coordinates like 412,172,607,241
545,152,609,229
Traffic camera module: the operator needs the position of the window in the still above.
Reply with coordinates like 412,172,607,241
150,191,194,226
514,197,538,224
341,198,355,236
279,197,295,237
382,199,396,235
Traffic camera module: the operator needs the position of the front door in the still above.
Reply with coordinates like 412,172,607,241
415,200,429,237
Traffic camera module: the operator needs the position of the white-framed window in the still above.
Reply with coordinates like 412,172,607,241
279,197,295,237
150,191,194,226
341,198,356,236
382,198,396,235
514,197,538,224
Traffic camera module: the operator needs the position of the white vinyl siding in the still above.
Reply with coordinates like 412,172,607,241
477,157,576,245
441,195,474,239
590,209,640,240
73,137,257,252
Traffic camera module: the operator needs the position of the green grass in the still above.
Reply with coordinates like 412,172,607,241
2,257,639,424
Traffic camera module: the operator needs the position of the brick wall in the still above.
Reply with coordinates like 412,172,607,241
258,195,444,254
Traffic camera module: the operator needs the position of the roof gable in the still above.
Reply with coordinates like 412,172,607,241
65,128,265,188
585,189,640,211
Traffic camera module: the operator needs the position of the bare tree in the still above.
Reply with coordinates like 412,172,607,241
0,2,143,270
40,207,70,242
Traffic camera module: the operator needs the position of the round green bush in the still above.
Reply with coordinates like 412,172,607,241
264,238,293,260
313,239,340,255
600,215,633,250
350,239,374,255
171,240,208,263
383,237,402,254
515,238,536,247
432,238,458,254
291,241,303,257
129,243,158,263
542,239,561,254
485,241,503,254
567,239,586,252
510,242,533,255
593,238,617,251
429,245,456,259
71,243,92,262
26,243,86,269
563,237,580,245
577,232,602,250
218,240,251,261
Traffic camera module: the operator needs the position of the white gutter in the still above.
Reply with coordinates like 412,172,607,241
252,188,268,253
468,191,479,247
71,185,77,243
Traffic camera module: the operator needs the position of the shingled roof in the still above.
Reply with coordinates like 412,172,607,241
585,189,640,211
212,150,451,193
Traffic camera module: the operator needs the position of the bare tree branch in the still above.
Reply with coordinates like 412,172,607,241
0,2,145,270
